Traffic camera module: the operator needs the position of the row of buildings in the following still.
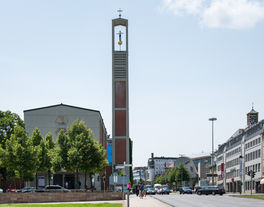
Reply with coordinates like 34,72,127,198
216,108,264,193
134,107,264,194
133,153,212,188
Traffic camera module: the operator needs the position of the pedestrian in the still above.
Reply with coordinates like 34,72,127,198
139,183,144,199
136,185,139,196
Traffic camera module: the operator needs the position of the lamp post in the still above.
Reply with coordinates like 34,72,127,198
209,117,217,186
239,155,243,194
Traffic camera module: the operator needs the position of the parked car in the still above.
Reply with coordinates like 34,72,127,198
179,187,192,194
7,188,18,193
157,187,170,195
44,185,71,192
194,186,202,193
154,186,161,193
217,186,225,194
197,186,223,195
19,187,36,193
146,187,156,195
0,188,3,193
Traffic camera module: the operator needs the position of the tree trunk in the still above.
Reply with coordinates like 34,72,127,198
1,169,7,192
89,174,92,188
48,171,50,186
35,172,38,188
19,172,22,189
76,170,80,189
84,171,87,190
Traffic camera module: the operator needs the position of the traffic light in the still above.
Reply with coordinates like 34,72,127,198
247,171,251,176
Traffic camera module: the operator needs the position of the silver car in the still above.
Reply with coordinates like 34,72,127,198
44,185,71,192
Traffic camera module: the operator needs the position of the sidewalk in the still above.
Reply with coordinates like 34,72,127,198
123,195,171,207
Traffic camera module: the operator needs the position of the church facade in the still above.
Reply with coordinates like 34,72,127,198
24,103,108,190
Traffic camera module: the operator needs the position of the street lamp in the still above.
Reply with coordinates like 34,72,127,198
239,155,243,194
209,117,217,186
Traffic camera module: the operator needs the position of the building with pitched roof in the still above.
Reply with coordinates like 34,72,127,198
24,103,108,190
216,107,264,193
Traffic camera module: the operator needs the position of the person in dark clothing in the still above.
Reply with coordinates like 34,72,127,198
139,184,144,198
136,185,139,196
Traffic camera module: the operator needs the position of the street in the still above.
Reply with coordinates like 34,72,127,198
152,194,264,207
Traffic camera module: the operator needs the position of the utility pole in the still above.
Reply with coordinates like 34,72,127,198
209,117,217,186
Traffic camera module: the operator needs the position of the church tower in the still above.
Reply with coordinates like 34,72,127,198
112,11,130,166
247,105,258,126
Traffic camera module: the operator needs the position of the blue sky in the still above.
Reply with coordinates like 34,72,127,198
1,0,264,166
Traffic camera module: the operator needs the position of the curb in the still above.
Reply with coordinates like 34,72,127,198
150,195,175,207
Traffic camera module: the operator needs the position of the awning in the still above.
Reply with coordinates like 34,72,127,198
260,179,264,185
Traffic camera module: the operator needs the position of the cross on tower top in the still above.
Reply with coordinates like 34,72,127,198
117,9,123,18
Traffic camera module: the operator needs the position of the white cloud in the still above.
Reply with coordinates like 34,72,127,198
162,0,264,29
162,0,205,15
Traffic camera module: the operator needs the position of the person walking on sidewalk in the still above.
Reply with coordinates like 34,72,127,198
139,183,144,199
136,184,139,197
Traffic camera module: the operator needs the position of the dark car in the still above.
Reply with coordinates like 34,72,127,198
179,187,192,194
217,186,225,194
197,186,223,195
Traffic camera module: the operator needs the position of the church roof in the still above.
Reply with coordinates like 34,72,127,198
24,103,101,114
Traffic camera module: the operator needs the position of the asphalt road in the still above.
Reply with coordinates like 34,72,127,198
152,194,264,207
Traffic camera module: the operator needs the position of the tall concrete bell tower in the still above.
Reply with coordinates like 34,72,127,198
112,11,130,166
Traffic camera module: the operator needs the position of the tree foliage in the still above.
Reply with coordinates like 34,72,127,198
5,126,37,185
0,111,24,191
56,120,108,188
154,174,166,184
167,165,190,185
0,110,24,148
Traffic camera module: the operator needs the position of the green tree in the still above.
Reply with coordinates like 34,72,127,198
0,110,24,191
167,167,178,184
35,132,55,187
154,174,166,185
177,165,190,183
31,128,42,188
55,129,69,172
129,138,133,185
0,110,24,148
83,138,108,188
5,126,37,188
56,120,108,189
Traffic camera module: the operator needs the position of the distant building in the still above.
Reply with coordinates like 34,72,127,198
147,153,179,182
171,156,198,188
147,153,198,186
133,167,147,183
192,155,211,186
216,107,264,193
24,103,108,190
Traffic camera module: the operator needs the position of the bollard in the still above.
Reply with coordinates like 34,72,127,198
127,189,130,207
